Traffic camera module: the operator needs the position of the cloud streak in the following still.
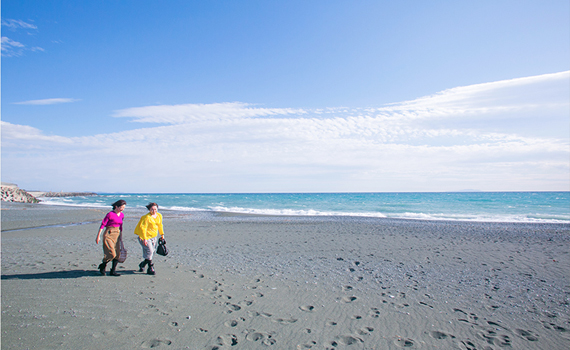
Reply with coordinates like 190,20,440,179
377,71,570,119
113,102,306,124
1,18,43,57
1,19,37,30
13,98,81,105
1,121,73,144
1,36,25,57
2,72,568,192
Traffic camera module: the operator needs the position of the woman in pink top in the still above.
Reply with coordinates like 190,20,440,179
95,199,126,276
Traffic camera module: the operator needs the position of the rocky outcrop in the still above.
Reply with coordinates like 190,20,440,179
1,183,97,203
1,183,40,203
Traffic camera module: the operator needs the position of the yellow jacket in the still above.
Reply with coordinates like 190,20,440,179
134,212,164,240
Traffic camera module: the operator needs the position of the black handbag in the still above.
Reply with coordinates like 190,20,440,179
156,237,169,256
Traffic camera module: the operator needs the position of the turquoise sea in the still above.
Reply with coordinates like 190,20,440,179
37,192,569,223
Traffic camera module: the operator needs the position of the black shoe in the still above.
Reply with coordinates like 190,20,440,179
139,260,147,272
110,259,120,276
98,263,107,275
147,263,155,275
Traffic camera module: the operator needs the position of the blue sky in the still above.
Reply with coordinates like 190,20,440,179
2,0,569,193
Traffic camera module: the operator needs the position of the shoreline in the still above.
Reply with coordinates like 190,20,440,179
2,203,569,349
30,191,570,224
3,201,569,226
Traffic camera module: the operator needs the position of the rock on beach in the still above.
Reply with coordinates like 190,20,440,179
0,183,39,203
0,182,97,203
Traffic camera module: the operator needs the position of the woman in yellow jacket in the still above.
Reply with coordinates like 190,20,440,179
134,202,164,275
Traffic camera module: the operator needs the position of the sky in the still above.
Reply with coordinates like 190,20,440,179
1,0,569,193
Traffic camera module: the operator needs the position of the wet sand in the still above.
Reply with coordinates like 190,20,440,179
2,202,569,349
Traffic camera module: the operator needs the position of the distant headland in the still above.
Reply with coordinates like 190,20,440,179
1,182,97,203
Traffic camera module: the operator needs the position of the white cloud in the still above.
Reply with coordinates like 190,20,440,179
113,102,306,124
1,37,24,47
1,36,25,57
13,98,80,105
1,121,72,144
2,72,568,192
1,19,37,30
1,19,43,57
377,71,569,120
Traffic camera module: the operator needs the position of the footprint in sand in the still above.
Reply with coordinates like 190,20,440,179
138,306,169,318
297,340,317,349
368,308,381,318
357,327,374,335
299,305,314,312
485,304,500,311
488,334,512,347
339,335,363,345
454,309,479,324
393,337,415,348
224,320,239,327
460,340,477,350
341,296,357,303
478,329,509,346
245,331,276,345
328,335,363,346
515,329,539,342
225,303,241,313
216,334,238,346
487,320,505,329
429,331,454,340
239,300,254,306
274,317,298,324
141,339,172,348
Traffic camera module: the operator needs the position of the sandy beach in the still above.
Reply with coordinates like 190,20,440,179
2,202,569,349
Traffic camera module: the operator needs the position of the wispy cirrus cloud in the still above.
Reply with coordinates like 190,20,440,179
2,72,568,192
1,18,43,56
377,71,570,120
1,36,25,57
113,102,306,123
1,19,37,30
13,98,81,105
1,36,45,56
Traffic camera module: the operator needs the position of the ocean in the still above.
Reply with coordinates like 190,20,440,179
37,192,569,223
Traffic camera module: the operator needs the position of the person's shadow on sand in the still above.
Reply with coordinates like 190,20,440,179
1,269,136,280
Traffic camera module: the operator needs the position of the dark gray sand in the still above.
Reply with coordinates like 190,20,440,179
2,203,569,349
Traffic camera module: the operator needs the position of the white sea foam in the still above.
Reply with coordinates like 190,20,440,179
34,192,570,223
205,206,569,223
